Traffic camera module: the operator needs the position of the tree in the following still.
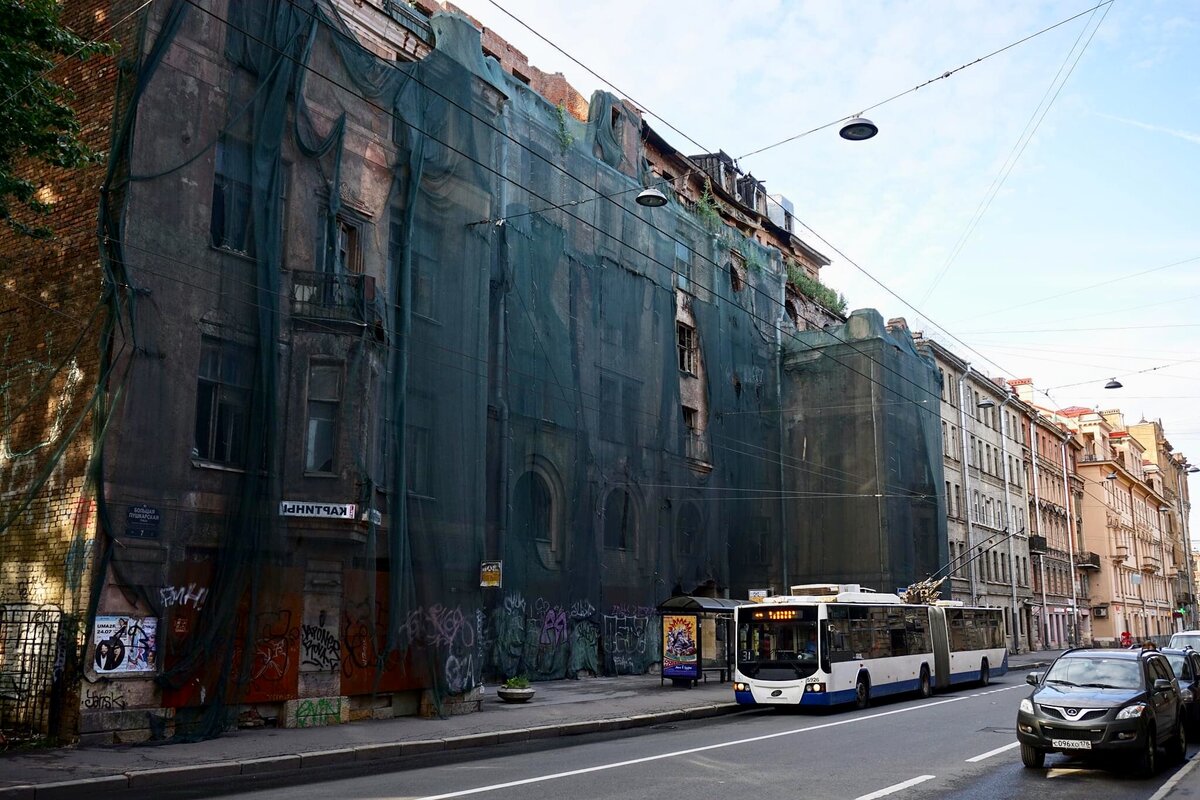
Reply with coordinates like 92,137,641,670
0,0,113,238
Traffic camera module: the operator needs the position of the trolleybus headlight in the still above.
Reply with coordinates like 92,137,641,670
733,682,750,692
806,682,825,693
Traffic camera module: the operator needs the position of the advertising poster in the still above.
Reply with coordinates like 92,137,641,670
93,616,158,674
480,560,503,588
661,613,699,679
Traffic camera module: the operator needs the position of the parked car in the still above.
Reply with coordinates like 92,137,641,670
1016,647,1186,775
1161,647,1200,733
1169,631,1200,650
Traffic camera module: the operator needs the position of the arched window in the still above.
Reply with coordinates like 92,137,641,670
513,471,552,544
604,489,637,551
677,502,703,556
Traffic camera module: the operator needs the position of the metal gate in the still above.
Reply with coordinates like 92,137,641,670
0,603,63,747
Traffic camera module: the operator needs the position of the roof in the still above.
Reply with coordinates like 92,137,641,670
1058,406,1092,417
657,595,743,613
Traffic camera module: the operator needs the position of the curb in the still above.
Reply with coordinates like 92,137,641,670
0,703,744,800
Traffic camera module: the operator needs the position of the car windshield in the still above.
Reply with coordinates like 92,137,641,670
1045,656,1142,689
1170,634,1200,650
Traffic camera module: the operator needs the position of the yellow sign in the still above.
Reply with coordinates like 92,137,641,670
480,560,502,588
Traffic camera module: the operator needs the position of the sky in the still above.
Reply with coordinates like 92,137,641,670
447,0,1200,539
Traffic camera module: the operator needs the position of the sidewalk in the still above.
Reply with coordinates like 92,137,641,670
0,674,737,798
0,649,1162,800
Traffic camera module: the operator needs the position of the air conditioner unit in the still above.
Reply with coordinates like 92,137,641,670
1094,606,1108,618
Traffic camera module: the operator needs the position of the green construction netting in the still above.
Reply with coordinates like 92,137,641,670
1,0,946,741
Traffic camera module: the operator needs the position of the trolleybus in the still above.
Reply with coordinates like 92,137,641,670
732,583,1008,708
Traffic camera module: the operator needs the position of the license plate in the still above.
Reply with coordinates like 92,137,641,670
1052,739,1092,750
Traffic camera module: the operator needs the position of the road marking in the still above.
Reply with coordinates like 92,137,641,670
1148,756,1198,800
412,685,1023,799
966,742,1020,762
855,775,936,800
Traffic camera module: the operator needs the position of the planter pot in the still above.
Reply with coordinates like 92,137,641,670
497,686,536,703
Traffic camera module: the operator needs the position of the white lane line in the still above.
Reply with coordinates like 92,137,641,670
413,685,1023,800
966,742,1020,762
854,775,937,800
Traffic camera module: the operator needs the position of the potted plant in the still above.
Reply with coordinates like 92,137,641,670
496,675,535,703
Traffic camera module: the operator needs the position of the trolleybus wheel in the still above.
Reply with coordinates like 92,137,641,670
854,674,870,710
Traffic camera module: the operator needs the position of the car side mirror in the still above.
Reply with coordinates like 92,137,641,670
1153,678,1173,693
1026,672,1042,686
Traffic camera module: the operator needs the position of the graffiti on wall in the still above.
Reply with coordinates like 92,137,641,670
300,623,340,672
481,592,655,681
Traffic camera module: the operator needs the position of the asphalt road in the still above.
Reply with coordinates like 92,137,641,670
209,676,1195,800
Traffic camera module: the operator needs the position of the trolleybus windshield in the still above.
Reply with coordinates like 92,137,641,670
737,605,820,679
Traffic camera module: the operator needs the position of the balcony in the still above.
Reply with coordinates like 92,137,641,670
1141,555,1161,574
1076,551,1101,570
1112,544,1129,564
1028,535,1047,554
290,270,375,325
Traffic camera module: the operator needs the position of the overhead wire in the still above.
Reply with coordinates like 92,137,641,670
185,0,963,434
919,0,1111,305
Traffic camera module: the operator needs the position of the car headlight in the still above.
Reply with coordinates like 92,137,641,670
1019,698,1034,714
1116,703,1148,720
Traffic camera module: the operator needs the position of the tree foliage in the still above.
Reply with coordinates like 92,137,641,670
0,0,114,238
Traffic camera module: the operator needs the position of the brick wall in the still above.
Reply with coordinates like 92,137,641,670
0,0,140,741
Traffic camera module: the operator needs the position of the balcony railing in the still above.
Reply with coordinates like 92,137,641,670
290,270,374,324
1076,551,1101,570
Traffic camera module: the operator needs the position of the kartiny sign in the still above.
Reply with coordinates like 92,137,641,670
279,501,356,519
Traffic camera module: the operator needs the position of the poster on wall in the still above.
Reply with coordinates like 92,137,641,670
661,614,700,680
92,616,157,674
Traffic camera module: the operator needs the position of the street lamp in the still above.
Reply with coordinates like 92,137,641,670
635,187,668,207
1105,378,1123,389
839,116,879,141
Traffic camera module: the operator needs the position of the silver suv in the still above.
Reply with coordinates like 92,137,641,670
1016,648,1186,775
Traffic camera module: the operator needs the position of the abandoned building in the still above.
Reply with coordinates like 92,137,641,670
0,0,945,743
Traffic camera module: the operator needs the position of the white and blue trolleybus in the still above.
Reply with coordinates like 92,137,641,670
733,584,1008,708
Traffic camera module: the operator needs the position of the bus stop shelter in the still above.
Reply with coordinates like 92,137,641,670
657,595,742,686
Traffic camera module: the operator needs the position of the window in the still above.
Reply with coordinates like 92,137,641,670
599,373,640,445
194,336,253,466
677,502,702,556
513,471,553,544
730,250,746,293
674,240,692,290
682,405,698,431
322,214,362,274
603,489,636,551
211,136,253,254
406,391,434,496
677,322,697,374
391,210,438,320
305,363,341,473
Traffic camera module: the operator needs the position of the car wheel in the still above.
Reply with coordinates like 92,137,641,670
1020,742,1045,769
1134,728,1157,777
855,675,870,710
918,666,932,699
1169,715,1187,764
980,659,990,687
